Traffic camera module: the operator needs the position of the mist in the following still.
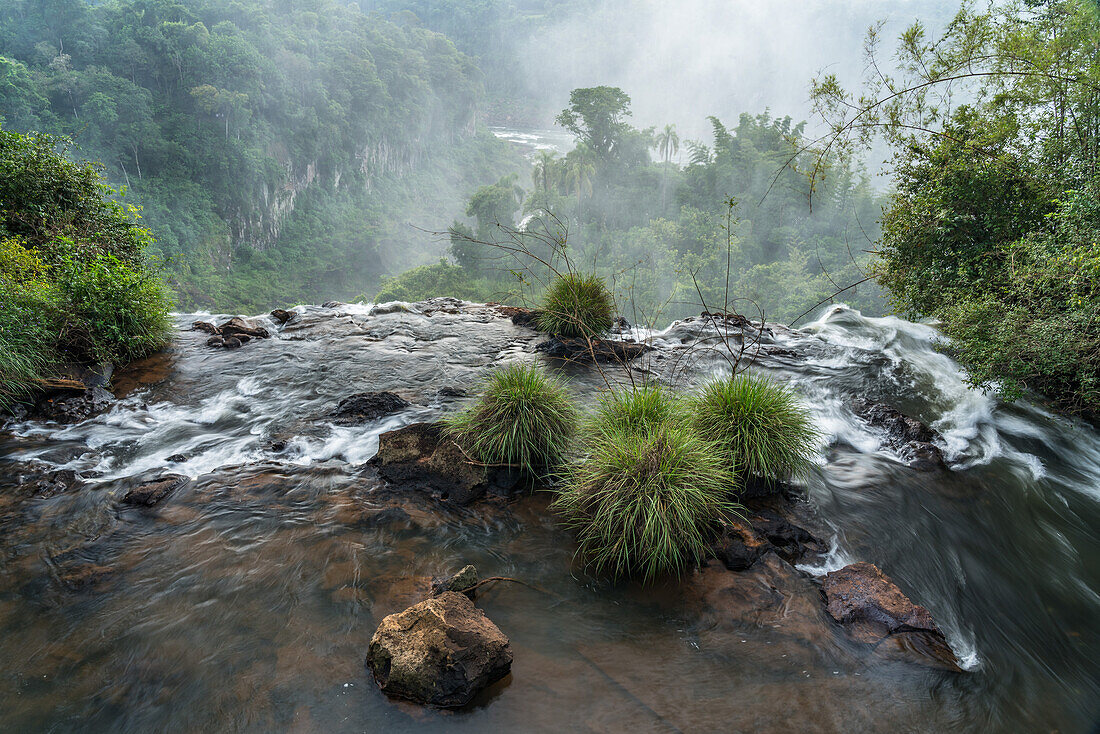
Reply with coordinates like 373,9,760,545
519,0,958,140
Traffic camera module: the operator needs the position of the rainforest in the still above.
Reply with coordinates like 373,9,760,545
1,0,1099,732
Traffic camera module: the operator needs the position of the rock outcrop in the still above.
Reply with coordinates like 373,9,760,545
369,422,521,505
366,591,512,707
194,316,271,349
821,562,962,671
535,336,651,364
853,400,947,471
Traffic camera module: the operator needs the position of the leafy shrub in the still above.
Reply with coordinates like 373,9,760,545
0,129,171,406
554,416,739,582
443,362,578,473
689,374,819,483
536,272,615,338
53,249,172,364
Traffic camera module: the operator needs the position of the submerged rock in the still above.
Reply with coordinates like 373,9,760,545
821,562,962,671
853,400,947,471
536,336,651,364
121,474,190,507
432,565,479,598
366,591,512,707
328,392,410,425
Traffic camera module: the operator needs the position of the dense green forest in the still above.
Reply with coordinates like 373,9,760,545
381,88,886,324
0,0,519,311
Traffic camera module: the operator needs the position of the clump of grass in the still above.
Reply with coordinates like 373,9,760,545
689,374,819,484
594,383,679,436
554,384,740,581
554,418,740,582
536,272,615,339
443,362,578,473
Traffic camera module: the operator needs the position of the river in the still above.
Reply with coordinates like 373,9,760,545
0,302,1097,732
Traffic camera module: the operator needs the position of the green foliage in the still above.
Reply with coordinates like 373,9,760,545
815,0,1100,412
52,250,172,364
443,362,579,473
689,374,819,483
0,127,170,403
554,392,740,581
0,0,520,312
537,272,615,338
555,86,635,161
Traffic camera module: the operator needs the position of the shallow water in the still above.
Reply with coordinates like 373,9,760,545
1,302,1098,732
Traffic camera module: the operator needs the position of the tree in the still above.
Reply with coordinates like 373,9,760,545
555,86,633,161
656,123,680,164
809,0,1100,412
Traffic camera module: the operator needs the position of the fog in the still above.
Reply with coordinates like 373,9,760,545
521,0,958,140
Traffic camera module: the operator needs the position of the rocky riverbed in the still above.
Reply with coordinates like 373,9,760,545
1,300,1098,732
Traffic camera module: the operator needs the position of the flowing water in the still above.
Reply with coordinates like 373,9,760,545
1,302,1098,733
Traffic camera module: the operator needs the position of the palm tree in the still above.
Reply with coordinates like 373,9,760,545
656,123,680,165
532,149,559,193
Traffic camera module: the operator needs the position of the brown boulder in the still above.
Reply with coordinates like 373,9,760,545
219,316,270,339
370,422,512,505
366,591,512,707
821,562,962,671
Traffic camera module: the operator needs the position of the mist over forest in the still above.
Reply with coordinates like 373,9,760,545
0,0,951,321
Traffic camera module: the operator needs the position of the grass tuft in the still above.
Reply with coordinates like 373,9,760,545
554,385,741,582
688,373,819,484
442,362,578,473
536,272,615,338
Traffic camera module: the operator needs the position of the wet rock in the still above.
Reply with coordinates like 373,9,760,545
746,507,828,565
22,468,84,498
711,519,770,571
432,565,479,598
192,320,219,334
682,554,836,651
436,386,466,398
270,309,297,325
492,305,542,329
821,562,961,671
328,392,410,425
222,336,242,349
536,336,652,364
166,454,189,464
322,301,345,308
367,591,512,708
219,317,269,340
610,316,632,333
121,474,190,507
206,336,224,348
853,400,947,471
370,422,518,505
35,386,115,423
